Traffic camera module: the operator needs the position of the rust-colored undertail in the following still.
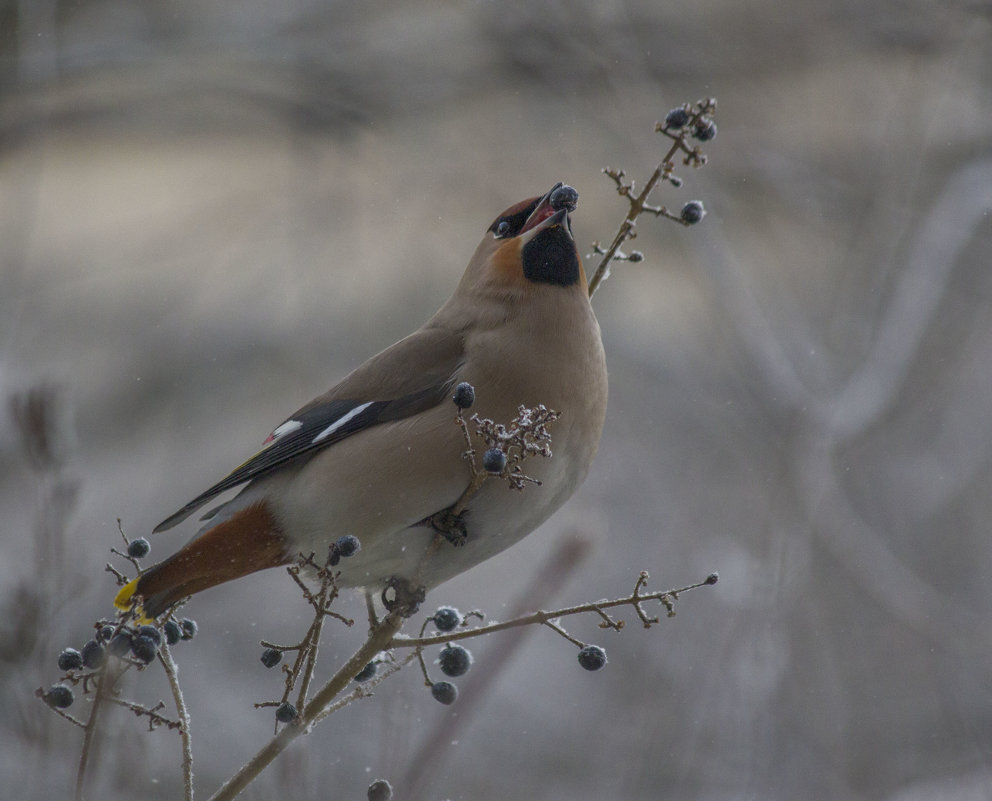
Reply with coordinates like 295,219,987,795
134,502,289,618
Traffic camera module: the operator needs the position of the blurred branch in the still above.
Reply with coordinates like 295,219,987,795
699,158,992,659
74,661,117,801
821,160,992,440
8,385,79,632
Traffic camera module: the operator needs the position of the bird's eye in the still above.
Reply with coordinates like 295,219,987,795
495,220,511,238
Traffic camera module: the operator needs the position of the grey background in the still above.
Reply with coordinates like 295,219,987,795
2,1,991,799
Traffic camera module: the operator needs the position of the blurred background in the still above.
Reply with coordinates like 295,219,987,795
2,1,991,799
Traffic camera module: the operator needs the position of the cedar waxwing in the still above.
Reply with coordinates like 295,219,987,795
116,182,608,618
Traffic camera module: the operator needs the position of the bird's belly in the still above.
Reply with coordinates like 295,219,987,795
275,408,586,593
273,328,605,594
335,462,579,591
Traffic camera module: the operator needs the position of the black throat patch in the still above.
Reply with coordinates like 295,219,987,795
520,225,580,287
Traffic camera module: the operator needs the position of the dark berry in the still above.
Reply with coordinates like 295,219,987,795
107,633,133,658
354,661,377,683
692,118,717,142
452,382,475,409
438,645,473,678
549,184,578,213
669,175,683,188
275,702,298,723
705,572,719,585
627,251,644,263
680,201,706,225
335,535,360,559
58,648,83,672
45,684,74,709
432,606,462,632
81,639,106,669
180,619,198,640
367,779,393,801
163,619,182,645
430,681,458,705
260,648,282,669
138,624,162,646
664,107,690,129
127,537,150,559
482,448,506,474
98,625,115,642
577,644,608,671
131,635,158,664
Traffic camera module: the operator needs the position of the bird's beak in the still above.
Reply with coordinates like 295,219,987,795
519,182,574,237
519,207,572,244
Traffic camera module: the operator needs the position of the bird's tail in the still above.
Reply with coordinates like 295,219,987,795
114,501,290,619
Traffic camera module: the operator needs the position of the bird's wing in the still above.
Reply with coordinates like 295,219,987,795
153,324,466,532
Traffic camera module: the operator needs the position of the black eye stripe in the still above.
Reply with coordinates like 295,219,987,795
488,197,541,238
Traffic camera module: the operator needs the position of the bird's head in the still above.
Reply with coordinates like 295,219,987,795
462,182,586,293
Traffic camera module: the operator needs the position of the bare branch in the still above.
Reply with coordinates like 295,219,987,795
588,97,717,297
207,611,405,801
393,573,718,649
159,643,194,801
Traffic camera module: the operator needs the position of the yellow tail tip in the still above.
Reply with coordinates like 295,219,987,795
114,578,154,623
114,578,139,610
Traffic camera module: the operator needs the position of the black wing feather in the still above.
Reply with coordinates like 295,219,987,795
153,388,445,533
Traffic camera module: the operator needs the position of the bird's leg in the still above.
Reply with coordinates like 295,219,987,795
364,590,380,629
416,463,486,546
416,397,558,546
381,577,426,616
423,507,470,546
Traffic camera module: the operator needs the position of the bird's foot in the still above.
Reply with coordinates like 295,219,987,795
381,577,426,616
422,508,469,547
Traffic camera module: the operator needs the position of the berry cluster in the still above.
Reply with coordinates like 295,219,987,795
258,536,365,723
416,603,610,708
663,104,718,142
422,606,472,706
588,97,717,297
43,616,198,711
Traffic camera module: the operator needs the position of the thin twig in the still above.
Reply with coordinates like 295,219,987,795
393,574,717,649
258,553,355,721
311,650,420,725
159,643,194,801
542,619,585,648
37,693,88,729
447,471,488,518
592,605,624,631
587,99,715,297
365,591,380,629
295,614,324,710
400,532,590,801
631,571,660,627
206,611,405,801
105,697,181,730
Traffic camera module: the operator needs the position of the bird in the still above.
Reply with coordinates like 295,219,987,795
115,182,608,619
